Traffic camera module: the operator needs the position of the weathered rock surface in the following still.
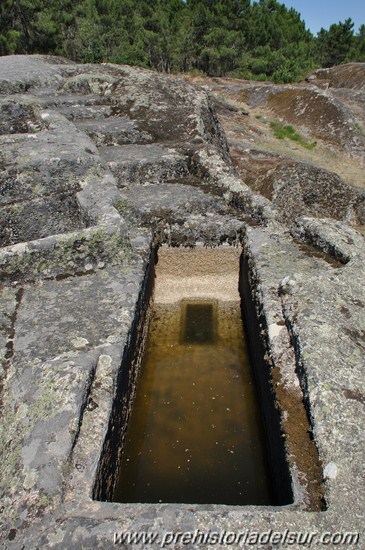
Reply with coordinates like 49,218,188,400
0,55,364,549
232,150,365,226
189,69,365,228
311,62,365,91
239,85,364,154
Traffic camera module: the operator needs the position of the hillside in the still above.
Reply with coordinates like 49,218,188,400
187,63,365,231
0,56,364,548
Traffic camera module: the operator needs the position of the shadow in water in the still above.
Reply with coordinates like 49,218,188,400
113,300,273,505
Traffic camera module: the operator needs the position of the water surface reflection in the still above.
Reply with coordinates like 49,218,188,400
113,300,273,505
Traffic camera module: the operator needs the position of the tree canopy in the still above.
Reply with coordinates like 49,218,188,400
1,0,364,83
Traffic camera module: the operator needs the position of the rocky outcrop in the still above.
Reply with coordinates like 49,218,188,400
310,63,365,91
237,85,364,154
189,70,365,229
0,55,364,548
231,149,365,226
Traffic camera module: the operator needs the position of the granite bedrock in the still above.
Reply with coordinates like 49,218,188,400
0,55,364,549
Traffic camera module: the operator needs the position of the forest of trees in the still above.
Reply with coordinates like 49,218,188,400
1,0,364,83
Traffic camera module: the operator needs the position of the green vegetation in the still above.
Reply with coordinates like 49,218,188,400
0,0,364,83
316,19,365,68
256,114,269,123
354,122,365,136
270,121,317,149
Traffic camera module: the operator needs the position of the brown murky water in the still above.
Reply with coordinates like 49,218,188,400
113,299,273,505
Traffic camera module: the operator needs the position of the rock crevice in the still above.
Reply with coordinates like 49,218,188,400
0,55,364,548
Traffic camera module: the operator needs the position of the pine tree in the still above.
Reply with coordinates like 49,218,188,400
316,19,355,67
0,0,363,83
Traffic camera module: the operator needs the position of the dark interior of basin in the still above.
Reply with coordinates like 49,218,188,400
93,247,293,506
181,302,216,344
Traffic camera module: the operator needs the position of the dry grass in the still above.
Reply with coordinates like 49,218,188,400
184,73,365,191
219,99,365,190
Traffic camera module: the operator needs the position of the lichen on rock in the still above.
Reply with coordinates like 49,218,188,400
0,55,364,547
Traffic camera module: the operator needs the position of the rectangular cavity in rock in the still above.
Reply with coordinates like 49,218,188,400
181,301,216,344
93,247,293,506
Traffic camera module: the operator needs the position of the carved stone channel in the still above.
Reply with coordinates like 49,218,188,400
92,247,322,508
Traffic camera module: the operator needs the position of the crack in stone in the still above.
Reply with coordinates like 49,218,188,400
4,287,24,363
1,286,24,410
